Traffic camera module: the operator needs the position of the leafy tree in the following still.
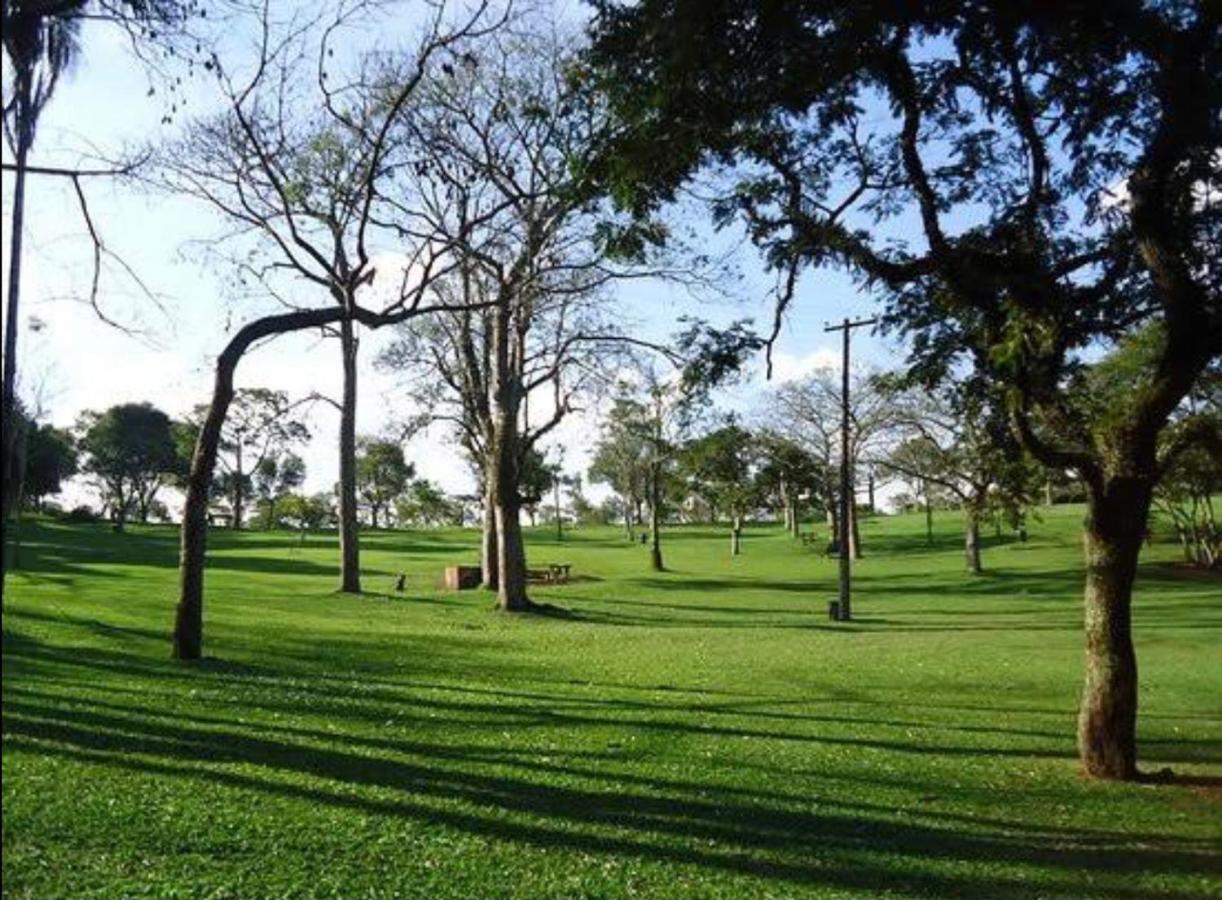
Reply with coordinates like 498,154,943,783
374,23,671,611
589,405,651,539
165,3,500,660
77,402,177,529
679,423,758,555
1156,444,1220,570
1085,331,1220,569
754,430,825,539
356,438,413,529
588,1,1220,780
5,406,78,513
602,372,699,571
767,370,895,558
566,474,599,527
185,389,309,530
880,383,1037,573
252,452,306,530
279,492,336,536
394,479,460,528
517,447,556,530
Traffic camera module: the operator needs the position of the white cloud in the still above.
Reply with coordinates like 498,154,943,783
765,347,839,384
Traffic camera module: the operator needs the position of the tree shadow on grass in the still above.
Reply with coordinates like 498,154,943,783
3,696,1217,899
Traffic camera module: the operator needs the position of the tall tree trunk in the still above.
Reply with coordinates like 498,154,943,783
1045,477,1055,507
623,496,634,540
649,465,663,571
492,429,529,611
964,507,982,574
1,98,32,585
730,515,742,556
1078,479,1149,780
114,487,129,532
924,480,934,546
495,499,529,610
849,498,862,560
337,317,360,593
867,472,876,513
174,363,237,660
173,306,349,660
232,441,244,530
481,480,499,590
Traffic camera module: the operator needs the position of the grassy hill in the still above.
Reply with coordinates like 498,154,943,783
3,505,1219,898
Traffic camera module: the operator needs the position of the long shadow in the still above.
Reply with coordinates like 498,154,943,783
15,631,1216,768
10,682,1219,852
625,576,830,595
3,700,1217,898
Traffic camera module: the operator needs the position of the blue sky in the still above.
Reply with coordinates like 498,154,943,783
1,2,907,509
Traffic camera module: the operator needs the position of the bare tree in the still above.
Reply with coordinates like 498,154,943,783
160,0,504,659
767,368,894,557
876,381,1038,573
381,26,679,610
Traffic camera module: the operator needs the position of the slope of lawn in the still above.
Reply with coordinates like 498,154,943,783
2,505,1220,899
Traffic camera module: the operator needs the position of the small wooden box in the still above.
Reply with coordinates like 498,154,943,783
444,565,482,590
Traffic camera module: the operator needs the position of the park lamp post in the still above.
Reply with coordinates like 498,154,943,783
823,316,877,621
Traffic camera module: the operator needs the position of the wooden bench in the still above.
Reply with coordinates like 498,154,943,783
526,564,572,584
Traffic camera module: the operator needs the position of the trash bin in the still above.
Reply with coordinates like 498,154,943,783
828,600,840,621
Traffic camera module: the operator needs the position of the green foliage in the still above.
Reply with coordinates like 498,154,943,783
3,509,1219,897
587,1,1220,497
21,422,77,507
517,446,555,507
678,423,758,521
394,479,461,528
754,431,826,510
76,402,177,525
356,438,414,526
277,492,336,532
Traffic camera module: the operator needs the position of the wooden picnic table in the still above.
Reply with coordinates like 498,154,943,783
546,563,572,583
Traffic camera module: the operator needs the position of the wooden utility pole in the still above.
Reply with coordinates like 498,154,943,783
823,316,877,621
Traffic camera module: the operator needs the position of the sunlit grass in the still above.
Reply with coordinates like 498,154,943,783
3,506,1219,898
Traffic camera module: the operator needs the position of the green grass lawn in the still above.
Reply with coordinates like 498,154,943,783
3,505,1220,899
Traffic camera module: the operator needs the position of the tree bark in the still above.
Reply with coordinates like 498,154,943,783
849,498,862,560
964,511,982,573
924,481,934,546
481,479,499,590
489,295,530,610
231,440,244,530
1,94,31,580
491,423,529,610
337,316,361,593
649,464,664,571
174,357,238,660
1078,480,1149,780
730,515,742,556
174,306,353,660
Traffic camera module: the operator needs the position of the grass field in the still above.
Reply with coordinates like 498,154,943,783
3,505,1220,899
